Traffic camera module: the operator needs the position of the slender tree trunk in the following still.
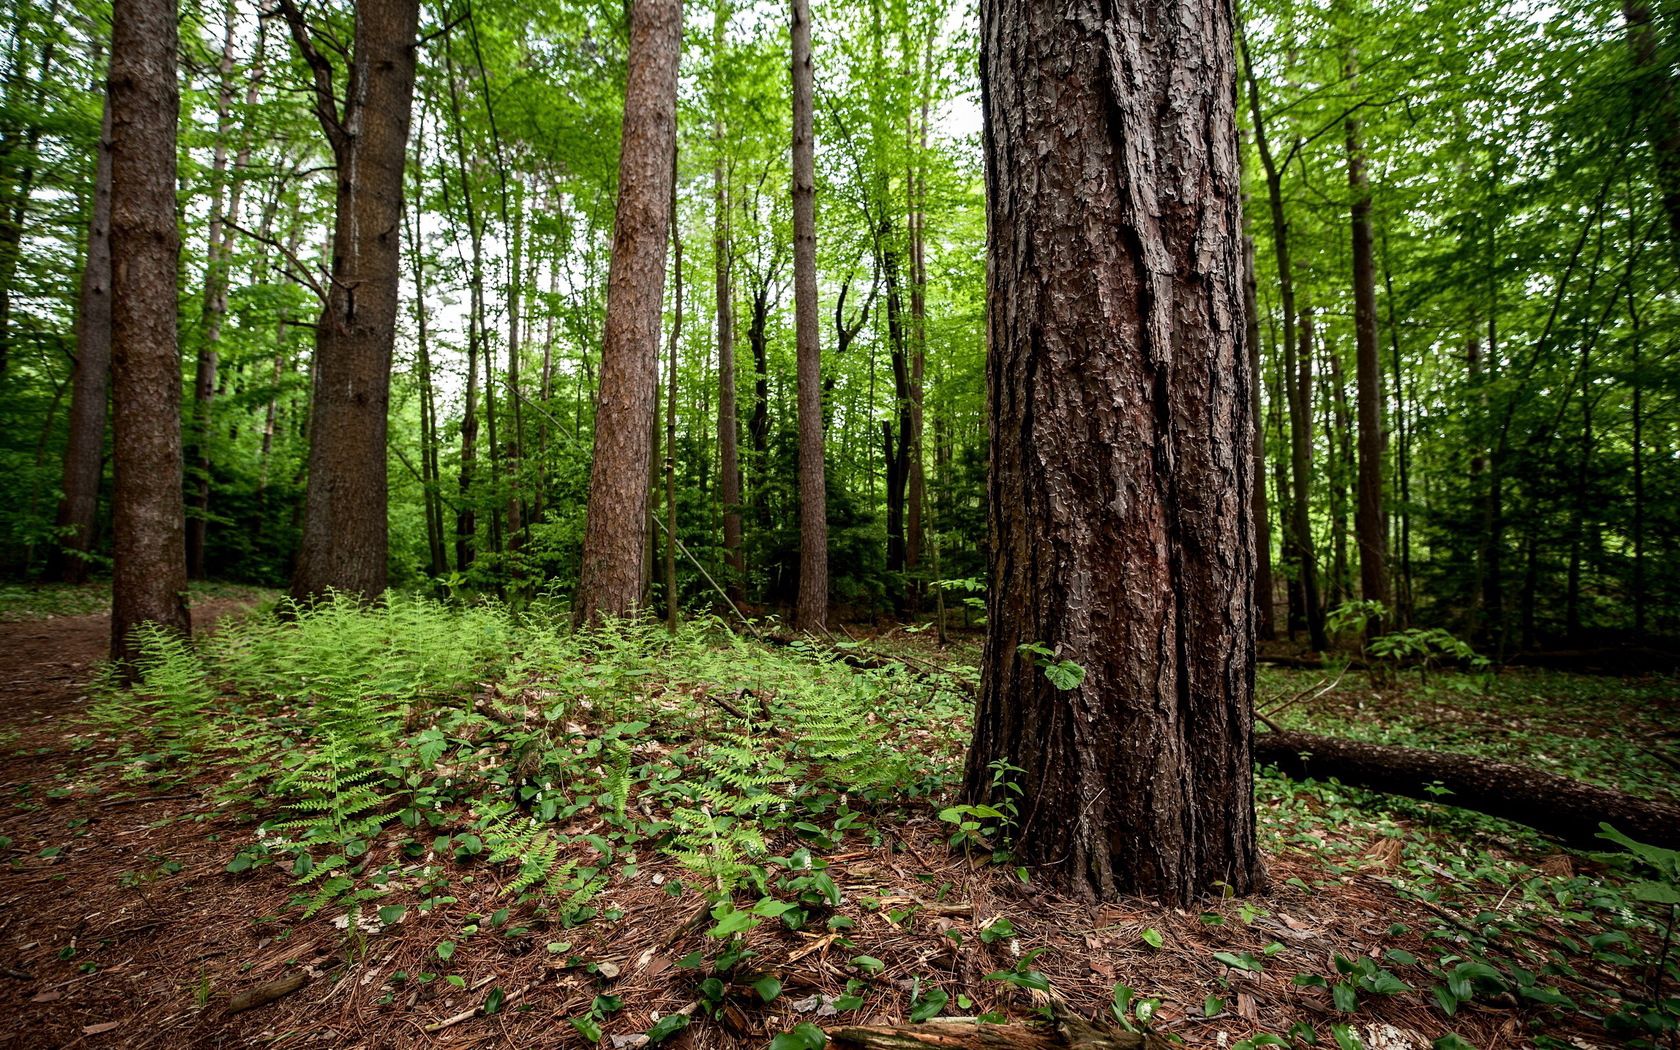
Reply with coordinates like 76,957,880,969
407,132,447,580
185,0,238,580
574,0,681,623
713,0,744,598
280,0,421,602
109,0,189,663
506,176,526,552
1241,27,1324,650
904,26,934,610
50,95,113,585
1379,230,1412,626
1243,231,1274,639
665,166,683,632
1326,338,1351,608
791,0,828,630
1629,285,1646,637
1293,307,1327,647
966,0,1261,904
749,278,771,531
1345,75,1388,631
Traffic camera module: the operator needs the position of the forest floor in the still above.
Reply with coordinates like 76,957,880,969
0,589,1674,1050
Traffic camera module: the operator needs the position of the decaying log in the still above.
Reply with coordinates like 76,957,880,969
827,1018,1171,1049
1256,730,1680,850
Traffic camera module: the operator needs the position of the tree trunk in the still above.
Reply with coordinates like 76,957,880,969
281,0,421,602
713,0,744,599
749,277,771,531
407,127,447,581
108,0,189,664
791,0,828,630
1345,77,1388,632
1243,231,1274,640
49,95,113,585
1326,336,1352,609
966,0,1261,905
904,25,934,610
185,0,238,581
665,162,683,632
574,0,681,624
1241,29,1325,650
1294,307,1327,646
1257,730,1680,851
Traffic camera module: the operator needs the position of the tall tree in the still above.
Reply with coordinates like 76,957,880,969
1344,47,1388,631
49,95,112,585
791,0,828,629
1240,25,1327,650
713,0,744,598
108,0,189,663
185,0,239,580
965,0,1261,903
573,0,681,624
279,0,422,602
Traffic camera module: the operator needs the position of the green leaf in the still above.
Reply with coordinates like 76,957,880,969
1332,980,1359,1013
1140,928,1163,949
910,988,948,1022
645,1013,690,1043
1330,1024,1364,1050
1203,995,1224,1017
571,1015,603,1042
769,1022,828,1050
436,940,456,961
484,986,505,1015
850,955,884,975
753,975,783,1002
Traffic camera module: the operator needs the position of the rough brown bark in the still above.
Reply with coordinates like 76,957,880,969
49,95,113,585
791,0,828,630
574,0,681,624
281,0,421,602
1345,69,1388,631
108,0,189,664
1256,730,1680,851
966,0,1261,905
713,0,744,599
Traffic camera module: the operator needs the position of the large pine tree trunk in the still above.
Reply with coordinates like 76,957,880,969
282,0,420,602
791,0,828,630
574,0,681,623
966,0,1261,905
50,96,112,585
108,0,189,664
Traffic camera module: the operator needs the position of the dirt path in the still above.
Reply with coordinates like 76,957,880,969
0,601,265,1050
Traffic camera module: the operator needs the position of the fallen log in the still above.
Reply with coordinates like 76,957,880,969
828,1018,1170,1049
1255,730,1680,850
